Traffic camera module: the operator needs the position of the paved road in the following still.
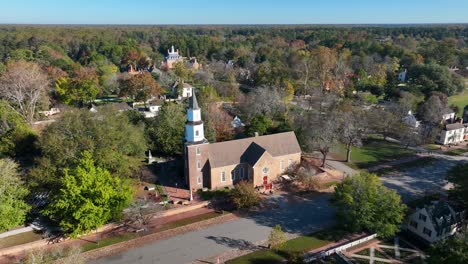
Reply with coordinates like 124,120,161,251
90,194,335,264
380,153,468,202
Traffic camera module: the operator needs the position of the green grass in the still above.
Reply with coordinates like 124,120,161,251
448,89,468,117
445,147,468,156
226,232,332,264
332,138,416,169
82,212,224,252
82,233,138,252
422,144,441,151
197,188,231,200
0,230,43,249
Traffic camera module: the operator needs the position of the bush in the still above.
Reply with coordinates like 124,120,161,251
268,225,286,251
230,181,260,209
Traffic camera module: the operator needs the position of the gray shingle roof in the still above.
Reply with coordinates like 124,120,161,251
189,88,199,110
446,123,465,130
207,131,301,168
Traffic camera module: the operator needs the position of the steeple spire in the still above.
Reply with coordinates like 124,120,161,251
189,88,199,110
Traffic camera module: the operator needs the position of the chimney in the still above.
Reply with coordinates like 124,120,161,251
254,132,259,137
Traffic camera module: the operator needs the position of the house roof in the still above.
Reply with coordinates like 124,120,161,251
420,200,465,235
446,123,465,130
207,131,301,168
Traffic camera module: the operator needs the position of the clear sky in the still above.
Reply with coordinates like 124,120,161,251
1,0,467,25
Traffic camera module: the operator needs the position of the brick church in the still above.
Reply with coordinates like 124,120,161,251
184,89,301,193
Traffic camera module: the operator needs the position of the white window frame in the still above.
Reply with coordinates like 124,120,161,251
195,130,199,136
221,170,226,182
288,159,293,168
197,159,201,169
196,146,201,155
280,160,284,171
197,175,202,184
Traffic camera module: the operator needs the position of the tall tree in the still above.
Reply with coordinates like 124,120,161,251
0,100,37,158
30,107,146,189
337,104,366,162
119,72,161,102
427,231,468,264
55,67,100,106
332,173,406,237
0,158,31,232
447,164,468,209
146,102,186,156
0,61,49,124
45,151,132,237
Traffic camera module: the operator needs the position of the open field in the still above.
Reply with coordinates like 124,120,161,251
331,138,416,169
448,88,468,116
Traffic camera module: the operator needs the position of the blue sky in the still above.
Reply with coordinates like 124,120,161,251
1,0,467,24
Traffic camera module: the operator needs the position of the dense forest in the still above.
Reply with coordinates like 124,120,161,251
1,25,467,238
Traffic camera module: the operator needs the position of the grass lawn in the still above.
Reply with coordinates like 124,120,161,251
226,233,332,264
332,138,416,169
82,211,223,252
0,231,43,249
448,88,468,116
445,147,468,156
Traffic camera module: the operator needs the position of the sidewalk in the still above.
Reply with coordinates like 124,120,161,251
0,205,215,263
0,224,41,239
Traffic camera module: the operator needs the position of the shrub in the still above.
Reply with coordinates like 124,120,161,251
230,181,260,209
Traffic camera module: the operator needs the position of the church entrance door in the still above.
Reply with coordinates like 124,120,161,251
263,176,268,185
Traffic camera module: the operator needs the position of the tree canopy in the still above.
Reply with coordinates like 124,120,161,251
30,107,146,189
45,151,133,237
0,158,31,232
427,231,468,264
332,173,406,237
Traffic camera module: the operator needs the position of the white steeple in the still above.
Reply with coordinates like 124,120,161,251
185,88,206,144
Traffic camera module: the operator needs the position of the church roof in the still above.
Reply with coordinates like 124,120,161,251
189,88,199,110
207,131,301,168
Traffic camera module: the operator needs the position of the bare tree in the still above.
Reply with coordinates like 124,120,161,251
0,61,49,124
337,105,366,162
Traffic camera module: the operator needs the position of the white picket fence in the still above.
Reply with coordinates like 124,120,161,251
304,233,377,263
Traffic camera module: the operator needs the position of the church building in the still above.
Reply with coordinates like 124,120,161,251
184,89,302,192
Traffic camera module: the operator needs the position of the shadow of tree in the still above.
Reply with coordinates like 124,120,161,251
205,235,259,250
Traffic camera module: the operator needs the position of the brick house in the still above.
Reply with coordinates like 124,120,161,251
184,89,301,193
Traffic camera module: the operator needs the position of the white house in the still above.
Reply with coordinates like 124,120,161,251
407,200,465,244
398,69,407,82
172,81,193,99
402,110,421,128
437,123,466,145
231,116,245,128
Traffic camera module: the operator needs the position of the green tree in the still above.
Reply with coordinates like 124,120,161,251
268,225,286,251
230,181,260,209
408,63,464,96
332,173,406,237
146,102,186,156
45,151,132,238
0,100,37,158
55,67,100,106
30,107,146,189
0,158,31,232
427,231,468,264
246,115,273,136
448,164,468,209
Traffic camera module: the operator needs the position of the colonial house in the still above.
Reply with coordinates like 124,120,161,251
437,123,466,145
184,89,301,192
407,200,465,244
436,109,466,145
161,45,183,69
398,69,407,82
172,81,193,99
161,46,201,70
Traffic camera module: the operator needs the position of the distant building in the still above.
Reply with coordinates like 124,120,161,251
184,89,301,192
161,45,183,70
160,45,201,70
231,116,245,128
407,200,465,244
436,109,466,145
172,81,193,99
402,110,421,128
398,69,407,82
